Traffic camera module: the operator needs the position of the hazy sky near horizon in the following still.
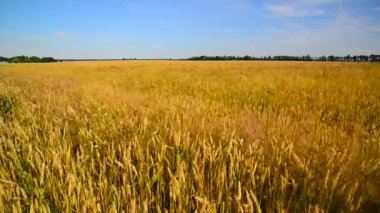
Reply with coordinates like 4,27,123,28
1,0,380,59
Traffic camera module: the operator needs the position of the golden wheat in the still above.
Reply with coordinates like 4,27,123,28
0,61,379,212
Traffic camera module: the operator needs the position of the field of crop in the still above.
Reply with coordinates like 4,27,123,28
0,61,379,212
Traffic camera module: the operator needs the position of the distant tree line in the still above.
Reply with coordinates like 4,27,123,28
189,55,380,62
0,56,57,63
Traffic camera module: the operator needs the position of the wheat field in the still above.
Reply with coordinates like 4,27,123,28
0,61,379,212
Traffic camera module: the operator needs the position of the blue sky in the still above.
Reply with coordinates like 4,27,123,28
1,0,380,59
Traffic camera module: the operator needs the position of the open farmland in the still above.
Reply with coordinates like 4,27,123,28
0,61,380,212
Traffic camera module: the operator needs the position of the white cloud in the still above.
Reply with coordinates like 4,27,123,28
55,32,73,39
264,0,341,17
254,10,380,55
265,5,325,17
303,0,340,3
366,26,380,32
